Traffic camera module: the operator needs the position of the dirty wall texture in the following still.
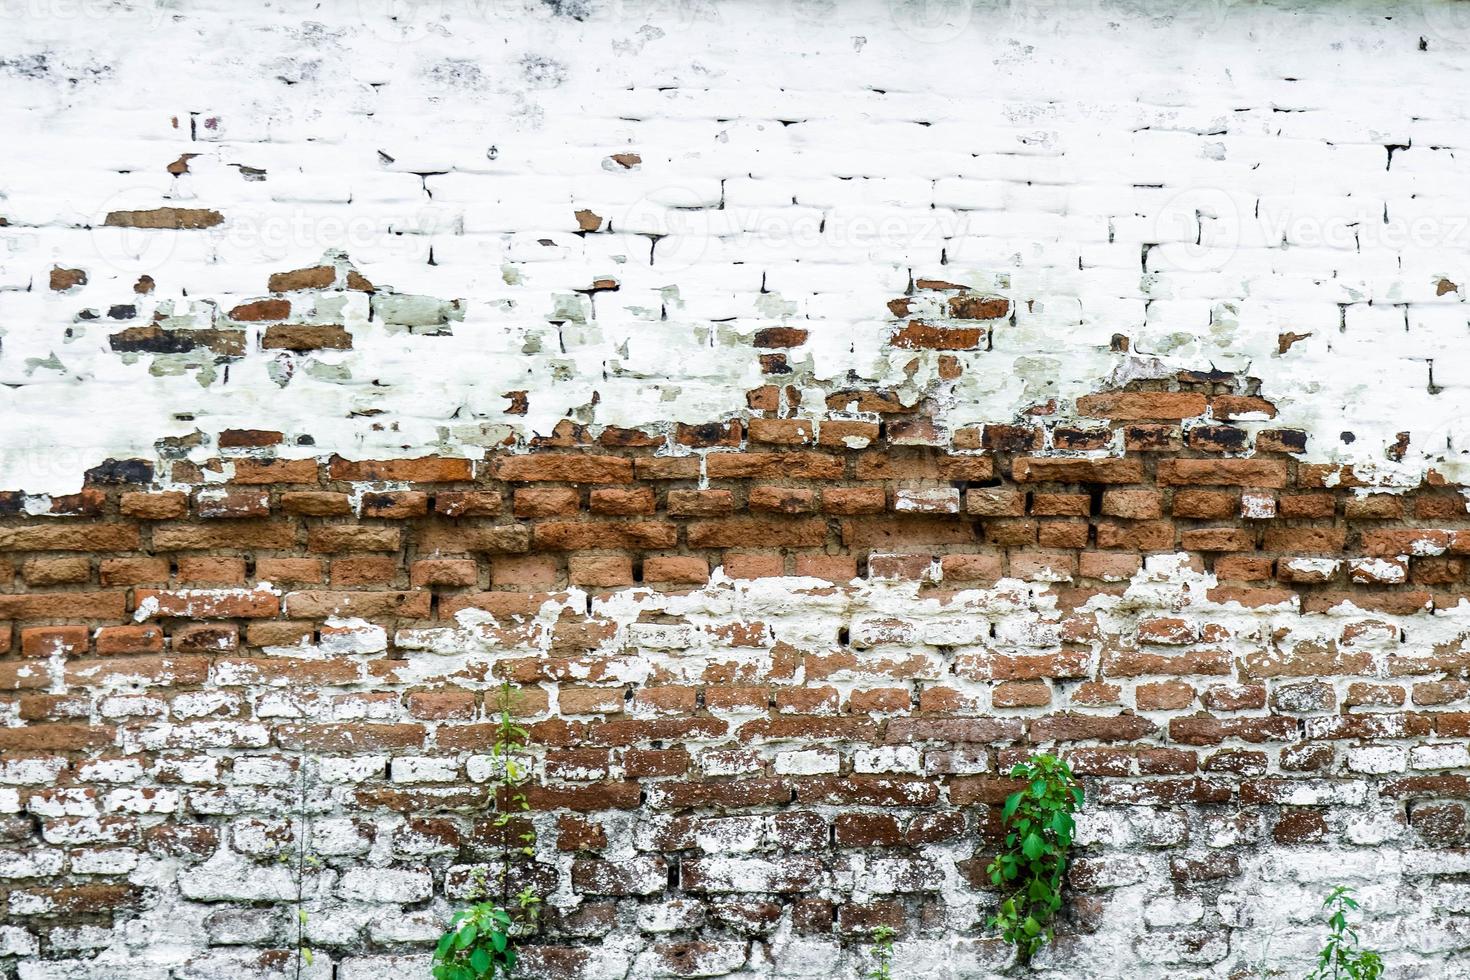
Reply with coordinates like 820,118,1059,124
5,0,1470,978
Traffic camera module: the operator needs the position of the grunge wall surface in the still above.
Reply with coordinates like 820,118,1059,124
3,1,1470,977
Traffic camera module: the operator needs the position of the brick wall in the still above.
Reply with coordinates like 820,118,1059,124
5,1,1470,977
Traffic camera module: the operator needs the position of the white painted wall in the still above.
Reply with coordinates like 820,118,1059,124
3,0,1469,492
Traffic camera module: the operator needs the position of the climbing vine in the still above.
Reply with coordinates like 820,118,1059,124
986,753,1083,963
432,684,541,980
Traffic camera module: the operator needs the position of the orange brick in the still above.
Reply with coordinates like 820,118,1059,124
361,491,429,518
1172,490,1238,519
22,558,90,586
1079,552,1139,581
749,486,816,514
410,559,478,588
120,491,189,520
642,557,709,584
1031,493,1090,517
331,557,399,585
568,556,633,588
748,418,814,445
722,554,785,579
1278,493,1335,519
514,488,581,517
100,557,169,586
1076,391,1206,420
1180,528,1255,551
1216,556,1272,581
1101,489,1162,519
589,487,655,516
668,490,734,518
280,491,353,516
435,491,504,517
822,487,886,515
177,557,246,585
329,456,473,483
794,555,858,582
939,554,1003,582
1038,522,1089,549
490,556,559,589
231,458,319,484
967,488,1025,517
493,455,632,483
255,558,323,584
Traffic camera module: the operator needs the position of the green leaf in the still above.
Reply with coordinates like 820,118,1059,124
1002,793,1021,821
1021,833,1045,860
470,947,492,975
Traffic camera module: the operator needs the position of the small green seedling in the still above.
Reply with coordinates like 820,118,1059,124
1305,886,1383,980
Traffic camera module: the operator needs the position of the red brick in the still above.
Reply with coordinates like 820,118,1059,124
20,626,89,658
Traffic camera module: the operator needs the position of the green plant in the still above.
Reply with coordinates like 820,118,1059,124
279,759,320,979
432,684,541,980
868,924,895,979
986,753,1083,963
1305,887,1383,980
